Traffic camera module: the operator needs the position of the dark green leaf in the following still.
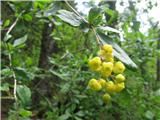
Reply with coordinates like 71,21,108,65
98,32,137,68
57,10,82,27
13,35,28,47
88,7,103,26
17,85,31,106
14,67,30,80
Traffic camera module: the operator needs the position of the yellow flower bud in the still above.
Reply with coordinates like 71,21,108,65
101,62,113,77
105,81,116,92
102,44,113,54
88,79,102,91
115,82,125,92
113,61,125,74
102,93,111,103
88,57,102,72
98,79,106,87
115,74,125,83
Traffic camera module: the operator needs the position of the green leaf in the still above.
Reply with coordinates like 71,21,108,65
13,35,28,47
145,111,154,120
17,85,31,106
88,7,103,26
0,83,10,91
43,3,60,17
3,34,12,42
3,19,10,27
19,109,32,117
79,21,90,33
23,14,32,22
57,10,82,27
50,70,68,80
1,68,13,77
14,67,30,80
98,32,137,68
58,113,71,120
98,26,121,34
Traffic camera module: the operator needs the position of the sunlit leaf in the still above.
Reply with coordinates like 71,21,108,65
57,10,82,27
13,35,28,47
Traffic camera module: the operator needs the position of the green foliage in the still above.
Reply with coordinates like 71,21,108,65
1,1,160,120
13,35,28,47
88,7,103,26
57,10,82,27
17,85,31,107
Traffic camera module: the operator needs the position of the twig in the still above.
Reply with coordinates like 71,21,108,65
3,11,24,120
6,10,24,35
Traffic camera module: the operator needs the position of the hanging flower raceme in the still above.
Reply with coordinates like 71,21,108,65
88,44,126,104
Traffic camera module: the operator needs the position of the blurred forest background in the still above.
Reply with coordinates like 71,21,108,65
1,0,160,120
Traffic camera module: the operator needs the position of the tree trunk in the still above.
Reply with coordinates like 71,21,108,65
32,22,59,113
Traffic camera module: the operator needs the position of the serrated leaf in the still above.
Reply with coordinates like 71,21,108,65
98,32,137,68
13,35,27,47
17,85,31,106
57,10,82,27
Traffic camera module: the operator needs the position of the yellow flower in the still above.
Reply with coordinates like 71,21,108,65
98,50,106,57
102,93,111,103
105,55,114,63
88,79,102,91
99,50,114,63
101,62,113,77
105,81,116,92
115,82,125,92
88,57,102,71
115,74,125,83
98,79,106,87
113,61,125,74
102,44,113,54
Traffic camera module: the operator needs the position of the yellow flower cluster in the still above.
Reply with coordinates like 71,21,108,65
88,44,126,104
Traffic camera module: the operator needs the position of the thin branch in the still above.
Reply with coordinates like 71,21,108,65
6,10,24,35
6,17,18,35
3,11,25,120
